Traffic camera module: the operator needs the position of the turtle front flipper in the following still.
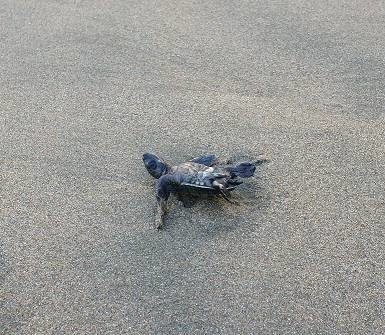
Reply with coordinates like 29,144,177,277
155,198,168,229
155,174,178,229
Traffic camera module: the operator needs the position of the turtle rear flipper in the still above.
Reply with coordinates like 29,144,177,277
212,180,237,203
227,177,243,186
190,154,218,166
226,162,256,178
224,158,269,178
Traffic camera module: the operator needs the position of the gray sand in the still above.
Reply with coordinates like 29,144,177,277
1,1,384,334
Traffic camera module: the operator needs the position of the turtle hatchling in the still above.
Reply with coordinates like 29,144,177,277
143,153,268,229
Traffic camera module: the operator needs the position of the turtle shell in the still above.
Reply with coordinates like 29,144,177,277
180,182,235,191
170,162,238,195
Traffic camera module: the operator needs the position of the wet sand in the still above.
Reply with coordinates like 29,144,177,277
1,1,384,334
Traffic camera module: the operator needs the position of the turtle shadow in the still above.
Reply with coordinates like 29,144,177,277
158,178,271,237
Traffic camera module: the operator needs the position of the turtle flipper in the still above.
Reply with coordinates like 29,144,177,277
190,154,218,166
155,199,167,229
227,177,243,186
225,158,269,178
226,162,257,178
155,175,175,229
212,180,237,204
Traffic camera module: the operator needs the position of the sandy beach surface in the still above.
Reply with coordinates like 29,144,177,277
1,1,384,334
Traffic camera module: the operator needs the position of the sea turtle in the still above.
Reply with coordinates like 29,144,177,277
143,153,268,229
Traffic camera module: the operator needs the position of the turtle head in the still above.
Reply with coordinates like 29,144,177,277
142,153,170,179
